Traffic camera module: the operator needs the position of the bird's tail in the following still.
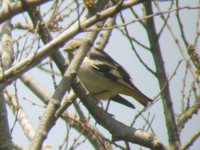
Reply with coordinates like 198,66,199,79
111,95,135,109
121,86,153,107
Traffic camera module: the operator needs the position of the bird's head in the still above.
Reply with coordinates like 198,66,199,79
63,39,83,53
63,39,84,62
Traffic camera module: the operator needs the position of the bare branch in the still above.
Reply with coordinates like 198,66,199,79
144,1,181,149
0,0,145,89
0,0,50,23
72,78,169,150
177,97,200,132
181,130,200,150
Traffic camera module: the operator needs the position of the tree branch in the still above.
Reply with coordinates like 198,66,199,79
144,1,181,149
0,0,50,23
72,78,169,150
0,0,145,89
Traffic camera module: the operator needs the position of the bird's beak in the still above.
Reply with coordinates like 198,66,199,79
63,46,72,53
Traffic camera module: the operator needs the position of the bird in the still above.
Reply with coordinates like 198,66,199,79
64,39,153,107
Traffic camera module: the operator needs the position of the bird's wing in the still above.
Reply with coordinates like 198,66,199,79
110,95,135,109
88,49,134,90
88,49,153,106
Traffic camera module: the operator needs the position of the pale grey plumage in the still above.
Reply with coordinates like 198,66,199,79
64,39,153,107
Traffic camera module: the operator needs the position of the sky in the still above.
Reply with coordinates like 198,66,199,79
5,0,200,150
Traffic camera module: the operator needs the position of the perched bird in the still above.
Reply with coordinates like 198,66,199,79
64,39,153,107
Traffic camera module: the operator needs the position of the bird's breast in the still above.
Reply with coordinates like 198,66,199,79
77,57,120,99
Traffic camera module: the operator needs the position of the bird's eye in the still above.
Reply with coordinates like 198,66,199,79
75,45,80,49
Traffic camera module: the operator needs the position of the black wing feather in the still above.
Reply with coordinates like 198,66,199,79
88,49,134,87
